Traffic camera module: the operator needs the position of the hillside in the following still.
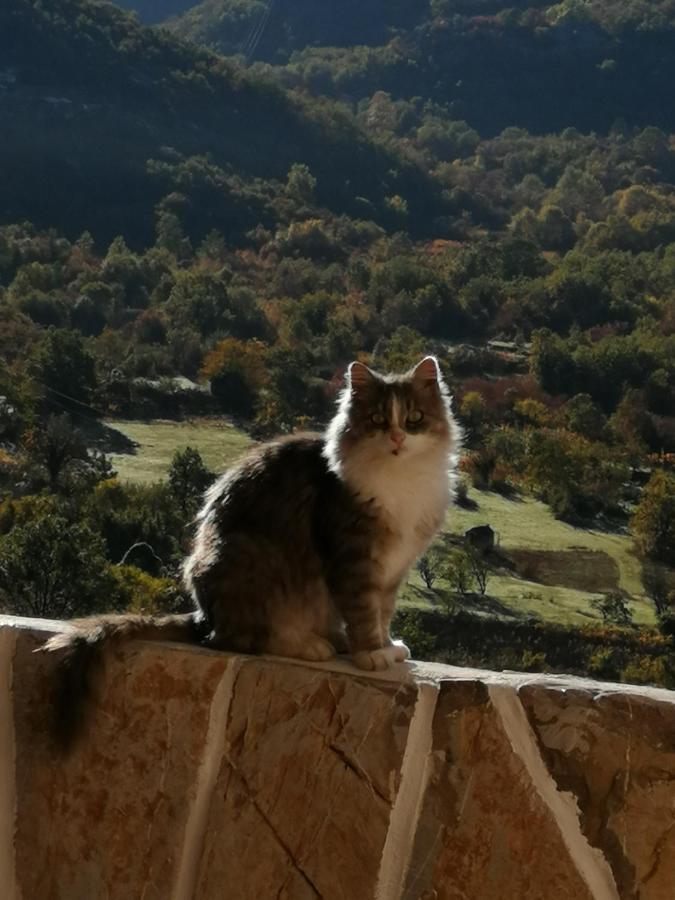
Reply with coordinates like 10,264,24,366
0,0,444,245
114,0,195,23
169,0,675,135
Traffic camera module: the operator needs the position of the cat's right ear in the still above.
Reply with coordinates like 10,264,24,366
348,361,375,392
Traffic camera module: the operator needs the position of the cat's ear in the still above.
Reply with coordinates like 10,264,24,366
348,361,375,392
412,356,441,386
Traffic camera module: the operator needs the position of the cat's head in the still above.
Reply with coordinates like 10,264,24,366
325,356,458,471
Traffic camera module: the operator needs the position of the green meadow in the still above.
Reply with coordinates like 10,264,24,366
105,419,251,484
403,488,653,627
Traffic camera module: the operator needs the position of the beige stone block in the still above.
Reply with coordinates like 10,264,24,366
521,685,675,900
194,659,417,900
10,624,230,900
403,680,598,900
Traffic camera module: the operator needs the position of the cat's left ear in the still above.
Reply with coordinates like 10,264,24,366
413,356,441,387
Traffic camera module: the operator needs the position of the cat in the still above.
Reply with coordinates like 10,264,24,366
42,355,460,746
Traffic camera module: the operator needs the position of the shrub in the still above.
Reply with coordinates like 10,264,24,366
588,647,618,678
109,565,182,615
591,591,634,627
0,512,115,619
391,608,437,659
520,650,548,672
621,655,669,686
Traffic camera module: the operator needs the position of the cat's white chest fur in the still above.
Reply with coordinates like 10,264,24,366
343,444,451,586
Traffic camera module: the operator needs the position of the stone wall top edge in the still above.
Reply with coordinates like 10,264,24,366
1,614,673,704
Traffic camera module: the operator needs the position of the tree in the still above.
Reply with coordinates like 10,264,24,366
537,205,575,252
101,237,148,308
552,166,605,219
459,391,488,435
29,328,98,410
0,513,114,619
168,447,214,515
155,209,192,260
200,338,267,418
446,546,490,598
416,545,445,590
631,471,675,562
609,389,655,454
467,546,490,597
524,427,624,520
285,163,317,206
166,270,231,338
530,329,576,395
561,394,606,441
641,564,670,617
372,326,427,372
26,414,89,492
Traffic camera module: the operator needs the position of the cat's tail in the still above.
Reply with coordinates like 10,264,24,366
39,611,209,752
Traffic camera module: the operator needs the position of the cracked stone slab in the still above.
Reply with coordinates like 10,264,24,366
520,685,675,900
402,680,599,900
194,658,417,900
10,625,231,900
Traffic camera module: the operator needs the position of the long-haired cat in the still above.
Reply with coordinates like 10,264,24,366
43,356,460,745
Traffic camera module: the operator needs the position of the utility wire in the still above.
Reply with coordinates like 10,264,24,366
244,0,275,62
42,384,107,418
240,1,268,57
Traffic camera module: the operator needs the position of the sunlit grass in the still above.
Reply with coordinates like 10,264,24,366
105,419,252,484
401,488,655,627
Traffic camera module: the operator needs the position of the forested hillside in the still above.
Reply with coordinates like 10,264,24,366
170,0,675,134
1,0,674,686
115,0,195,23
0,0,444,245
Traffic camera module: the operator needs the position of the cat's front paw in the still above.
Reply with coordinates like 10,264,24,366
388,639,411,661
352,642,410,671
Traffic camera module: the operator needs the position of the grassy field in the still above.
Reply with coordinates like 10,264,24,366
104,418,654,628
402,488,655,627
105,419,251,484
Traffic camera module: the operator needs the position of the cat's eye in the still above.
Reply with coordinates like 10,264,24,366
371,412,386,426
407,410,424,425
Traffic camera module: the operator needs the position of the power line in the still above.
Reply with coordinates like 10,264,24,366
244,0,275,62
42,384,107,418
240,2,267,57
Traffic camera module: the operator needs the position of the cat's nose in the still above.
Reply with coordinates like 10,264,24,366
390,429,405,447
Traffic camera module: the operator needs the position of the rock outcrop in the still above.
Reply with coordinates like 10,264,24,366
1,615,674,899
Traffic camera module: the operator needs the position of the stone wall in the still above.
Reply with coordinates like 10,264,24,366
1,614,674,899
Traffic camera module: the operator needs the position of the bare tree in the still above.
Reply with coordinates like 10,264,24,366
416,546,444,590
467,546,490,597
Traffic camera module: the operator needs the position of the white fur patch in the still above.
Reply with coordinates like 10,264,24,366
339,432,452,586
389,394,402,429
